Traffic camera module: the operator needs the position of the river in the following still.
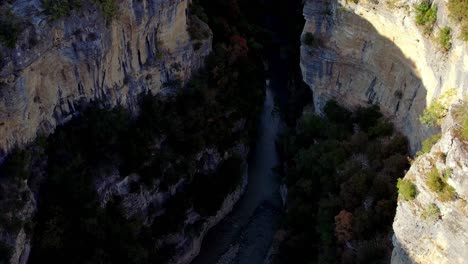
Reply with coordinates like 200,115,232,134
190,1,298,262
191,80,283,264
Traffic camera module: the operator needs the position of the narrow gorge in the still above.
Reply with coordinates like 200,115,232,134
0,0,466,263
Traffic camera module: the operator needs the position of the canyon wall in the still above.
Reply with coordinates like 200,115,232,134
0,0,211,159
392,101,468,264
0,1,213,263
300,0,467,151
301,0,467,263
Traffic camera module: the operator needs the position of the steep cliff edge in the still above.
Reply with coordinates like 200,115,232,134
300,0,466,151
0,0,211,158
300,0,467,262
392,100,468,264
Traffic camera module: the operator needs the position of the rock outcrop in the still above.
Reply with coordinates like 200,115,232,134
300,0,467,151
392,100,468,264
0,1,213,263
0,0,211,159
300,0,467,262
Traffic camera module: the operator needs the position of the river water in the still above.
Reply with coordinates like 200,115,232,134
190,1,297,262
191,82,284,264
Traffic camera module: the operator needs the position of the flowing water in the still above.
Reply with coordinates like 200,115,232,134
191,83,284,264
190,1,297,262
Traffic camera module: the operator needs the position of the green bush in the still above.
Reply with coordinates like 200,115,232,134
414,1,437,34
438,27,452,50
426,167,456,201
303,32,316,47
0,7,24,48
397,178,417,201
419,101,447,127
41,0,82,20
421,203,441,222
417,133,441,156
93,0,118,21
447,0,468,41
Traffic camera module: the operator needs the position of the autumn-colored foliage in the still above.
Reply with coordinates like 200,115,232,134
335,210,353,243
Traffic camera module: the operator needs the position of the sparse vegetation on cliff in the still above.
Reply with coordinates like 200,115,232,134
447,0,468,41
42,0,117,21
420,89,456,127
276,100,410,263
438,27,452,51
0,7,24,48
420,100,447,126
414,1,437,34
93,0,118,21
421,203,441,222
426,168,456,201
397,178,418,200
417,133,441,156
41,0,82,20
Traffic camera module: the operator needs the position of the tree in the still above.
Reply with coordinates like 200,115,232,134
335,210,353,243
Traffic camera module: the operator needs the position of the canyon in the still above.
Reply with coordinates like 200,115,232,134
0,0,466,263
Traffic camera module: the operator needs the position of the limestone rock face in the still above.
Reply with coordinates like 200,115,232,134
300,0,468,262
300,0,467,151
0,0,212,158
392,101,468,264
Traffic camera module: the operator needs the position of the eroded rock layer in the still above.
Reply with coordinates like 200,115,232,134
300,0,467,151
0,0,211,158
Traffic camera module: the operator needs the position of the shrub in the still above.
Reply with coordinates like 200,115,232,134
41,0,82,20
353,105,382,131
368,120,394,138
303,32,316,47
414,1,437,34
420,101,447,126
421,203,441,222
93,0,118,21
426,167,456,201
397,178,417,201
438,27,452,50
447,0,468,41
417,133,441,156
0,7,24,48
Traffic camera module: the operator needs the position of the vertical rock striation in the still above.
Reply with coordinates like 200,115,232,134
0,0,212,158
300,0,466,151
392,101,468,264
300,0,468,262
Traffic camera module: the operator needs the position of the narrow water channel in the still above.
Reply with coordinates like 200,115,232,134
190,0,299,262
191,81,283,264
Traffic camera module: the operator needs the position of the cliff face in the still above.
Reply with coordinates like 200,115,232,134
0,1,213,263
301,0,468,262
0,0,211,158
300,0,467,151
392,101,468,264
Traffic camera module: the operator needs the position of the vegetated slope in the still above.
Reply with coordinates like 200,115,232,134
392,99,468,264
0,0,211,157
275,100,410,263
0,1,268,263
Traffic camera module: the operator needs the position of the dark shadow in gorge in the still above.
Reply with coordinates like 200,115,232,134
301,0,438,152
190,0,310,263
274,0,435,262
